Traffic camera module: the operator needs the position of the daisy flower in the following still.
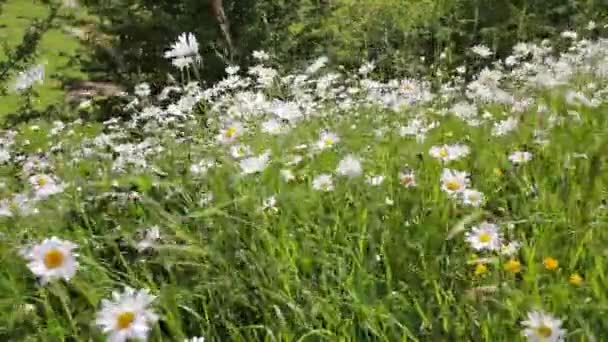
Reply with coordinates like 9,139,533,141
429,144,470,163
366,175,385,186
440,168,469,196
461,189,485,207
312,174,334,192
316,131,340,150
216,121,244,144
21,237,79,284
29,174,65,199
521,310,566,342
136,226,161,252
336,155,363,177
185,338,205,342
96,287,159,342
280,169,295,182
0,193,38,217
399,170,417,187
465,222,502,251
164,32,200,69
509,151,533,164
239,151,270,175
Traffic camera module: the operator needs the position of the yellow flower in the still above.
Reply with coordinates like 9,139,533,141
474,263,488,276
543,257,559,271
493,168,503,177
504,259,521,274
569,273,583,286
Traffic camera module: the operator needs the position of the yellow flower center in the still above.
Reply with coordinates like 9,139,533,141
43,249,65,269
224,127,237,138
36,177,47,187
536,325,553,338
439,148,448,158
445,180,461,191
478,233,491,243
504,259,521,273
116,311,135,330
324,138,333,146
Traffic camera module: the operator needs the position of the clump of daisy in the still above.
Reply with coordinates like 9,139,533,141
440,168,470,196
316,131,340,150
429,144,470,163
336,155,363,177
96,287,159,342
312,174,334,192
521,310,566,342
20,237,79,284
28,174,65,199
465,222,502,251
509,151,533,164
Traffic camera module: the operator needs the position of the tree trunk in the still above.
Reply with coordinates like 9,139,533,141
210,0,234,54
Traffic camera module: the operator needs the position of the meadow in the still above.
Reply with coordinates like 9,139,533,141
1,1,608,342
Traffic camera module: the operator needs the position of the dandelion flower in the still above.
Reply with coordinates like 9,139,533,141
465,222,502,251
336,155,362,177
569,273,583,286
21,237,78,284
312,174,334,192
440,168,469,196
504,259,522,274
521,310,566,342
474,263,488,276
543,257,559,271
96,287,159,342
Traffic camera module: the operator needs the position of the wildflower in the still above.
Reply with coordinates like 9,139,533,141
136,226,161,252
399,171,417,188
199,192,214,206
336,155,363,177
461,189,485,207
474,263,488,276
312,174,334,192
261,196,278,212
185,338,205,342
471,44,493,58
500,241,521,256
366,175,385,186
252,50,270,61
96,287,159,342
492,117,518,136
239,151,270,175
543,257,559,271
20,237,78,284
429,144,470,163
465,222,502,251
504,259,522,274
164,33,200,67
521,310,566,342
569,273,583,286
316,131,340,150
216,122,244,144
29,174,65,199
440,168,469,196
280,169,295,182
0,193,38,217
134,83,151,97
509,151,533,164
13,64,44,93
229,144,252,159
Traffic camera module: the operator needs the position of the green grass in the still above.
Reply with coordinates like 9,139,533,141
0,0,88,116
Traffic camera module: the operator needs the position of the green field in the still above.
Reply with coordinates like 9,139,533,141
0,1,607,341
